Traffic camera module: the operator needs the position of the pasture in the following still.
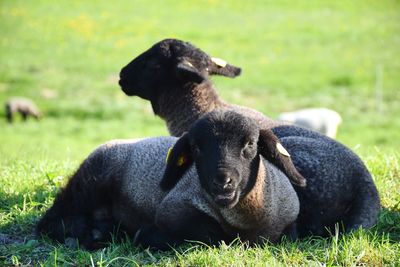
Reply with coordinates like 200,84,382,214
0,0,399,265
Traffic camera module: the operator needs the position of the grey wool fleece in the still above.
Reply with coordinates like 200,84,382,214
37,136,300,249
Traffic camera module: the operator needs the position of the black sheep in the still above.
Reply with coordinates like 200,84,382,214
36,125,302,250
118,39,380,240
153,110,380,246
119,38,284,137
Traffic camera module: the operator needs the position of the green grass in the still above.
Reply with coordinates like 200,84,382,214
0,0,399,265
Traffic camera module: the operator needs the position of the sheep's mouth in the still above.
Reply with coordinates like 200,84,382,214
213,190,239,208
118,79,134,96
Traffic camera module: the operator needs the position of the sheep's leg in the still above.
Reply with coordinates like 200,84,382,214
36,202,91,244
21,111,28,121
37,173,115,249
165,210,229,243
5,107,13,123
282,221,298,241
133,224,183,251
87,207,121,249
37,202,115,249
137,208,231,250
36,191,87,244
6,113,13,123
36,180,94,244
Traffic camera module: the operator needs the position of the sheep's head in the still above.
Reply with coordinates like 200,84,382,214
118,38,241,101
162,110,306,209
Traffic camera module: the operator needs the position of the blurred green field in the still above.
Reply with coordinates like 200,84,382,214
0,0,399,266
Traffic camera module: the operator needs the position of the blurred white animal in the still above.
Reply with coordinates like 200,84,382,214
278,108,342,139
5,97,41,123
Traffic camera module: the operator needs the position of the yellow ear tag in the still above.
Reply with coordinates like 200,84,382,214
166,147,187,166
166,147,173,163
211,57,227,68
276,143,290,157
176,155,186,167
185,61,194,68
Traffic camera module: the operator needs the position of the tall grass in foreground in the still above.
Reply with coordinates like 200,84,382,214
0,151,398,266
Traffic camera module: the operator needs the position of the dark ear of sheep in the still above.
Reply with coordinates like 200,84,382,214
160,133,194,191
208,58,242,78
175,58,241,84
175,60,207,84
258,129,307,187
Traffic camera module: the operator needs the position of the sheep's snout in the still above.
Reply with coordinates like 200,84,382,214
212,169,235,190
208,168,240,208
118,69,133,95
213,177,232,190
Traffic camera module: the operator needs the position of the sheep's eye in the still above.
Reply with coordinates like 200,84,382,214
243,140,255,149
246,141,254,147
241,140,255,158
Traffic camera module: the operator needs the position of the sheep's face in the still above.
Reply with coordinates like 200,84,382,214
162,110,307,207
118,40,171,100
119,38,241,101
187,111,260,209
189,112,259,208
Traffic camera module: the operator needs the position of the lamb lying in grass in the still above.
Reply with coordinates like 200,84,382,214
36,115,303,250
118,38,379,239
138,110,380,249
37,110,380,250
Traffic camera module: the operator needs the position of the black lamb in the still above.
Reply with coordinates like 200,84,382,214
119,38,284,136
36,123,303,250
153,110,380,247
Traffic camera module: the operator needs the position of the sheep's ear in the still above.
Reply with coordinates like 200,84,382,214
175,60,206,84
160,133,194,191
209,57,242,78
258,129,307,187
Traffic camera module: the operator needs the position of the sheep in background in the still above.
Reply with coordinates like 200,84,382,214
278,108,342,138
36,122,302,250
5,97,41,123
140,110,380,249
118,38,284,137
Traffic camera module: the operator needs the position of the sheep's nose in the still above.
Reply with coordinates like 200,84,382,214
118,69,129,88
118,71,126,86
213,173,233,189
119,67,128,80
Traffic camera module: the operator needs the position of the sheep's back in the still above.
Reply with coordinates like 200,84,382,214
6,97,38,112
99,137,176,212
276,131,374,227
229,105,286,129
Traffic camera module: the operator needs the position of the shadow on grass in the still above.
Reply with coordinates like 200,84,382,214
0,182,56,235
0,183,70,265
